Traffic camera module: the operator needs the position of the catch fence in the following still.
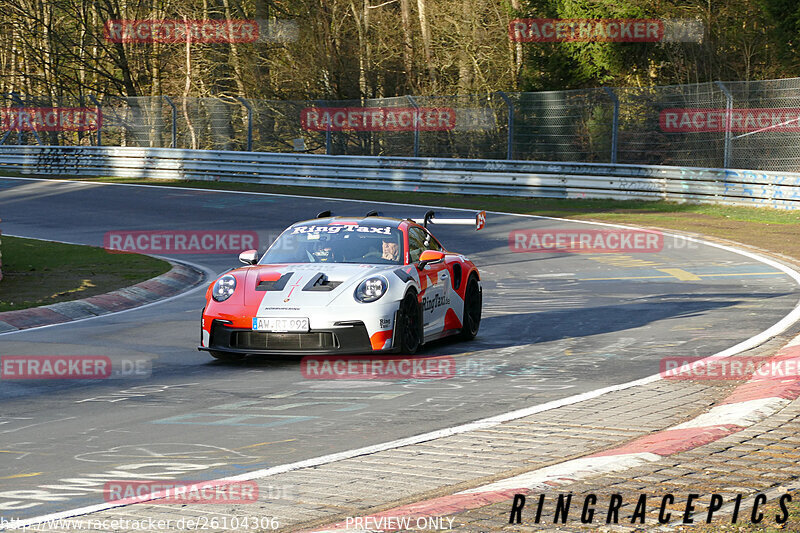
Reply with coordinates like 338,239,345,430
3,77,800,172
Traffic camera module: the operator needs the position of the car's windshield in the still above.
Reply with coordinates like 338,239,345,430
260,223,404,265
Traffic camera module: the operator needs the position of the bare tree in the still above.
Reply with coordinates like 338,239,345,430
399,0,414,91
416,0,435,90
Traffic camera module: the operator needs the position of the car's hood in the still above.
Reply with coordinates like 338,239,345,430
244,263,398,308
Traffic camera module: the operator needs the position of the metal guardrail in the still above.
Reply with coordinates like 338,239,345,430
1,145,799,209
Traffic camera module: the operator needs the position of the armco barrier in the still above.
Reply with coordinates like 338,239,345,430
1,146,799,209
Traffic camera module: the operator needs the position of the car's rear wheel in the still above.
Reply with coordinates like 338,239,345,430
209,350,246,362
459,275,482,340
397,292,422,354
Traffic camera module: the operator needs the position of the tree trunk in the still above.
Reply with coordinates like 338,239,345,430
253,0,274,147
400,0,414,92
350,1,367,97
509,0,522,89
221,0,247,97
416,0,435,90
457,0,473,93
183,25,198,150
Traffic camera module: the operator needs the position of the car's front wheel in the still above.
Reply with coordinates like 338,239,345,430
397,292,422,354
459,275,482,340
209,350,246,362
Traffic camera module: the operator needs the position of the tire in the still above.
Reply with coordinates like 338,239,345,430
209,350,246,362
397,292,422,354
459,275,482,340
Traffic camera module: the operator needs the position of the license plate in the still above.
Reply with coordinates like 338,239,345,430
252,317,309,332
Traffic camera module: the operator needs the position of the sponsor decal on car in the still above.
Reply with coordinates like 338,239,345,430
291,225,392,235
422,294,450,313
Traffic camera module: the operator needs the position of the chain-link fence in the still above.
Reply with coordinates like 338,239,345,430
4,77,800,171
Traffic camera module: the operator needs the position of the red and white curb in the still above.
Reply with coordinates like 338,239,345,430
308,339,800,532
0,258,205,333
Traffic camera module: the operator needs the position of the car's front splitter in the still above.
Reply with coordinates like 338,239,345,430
199,319,386,356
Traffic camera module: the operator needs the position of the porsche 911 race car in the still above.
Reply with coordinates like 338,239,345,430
198,210,485,360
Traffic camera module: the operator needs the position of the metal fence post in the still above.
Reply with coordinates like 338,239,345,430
163,96,177,148
0,94,13,145
495,91,514,160
12,93,43,145
236,97,253,151
11,93,24,145
407,95,420,157
715,81,733,169
88,95,103,146
602,87,619,164
316,100,332,155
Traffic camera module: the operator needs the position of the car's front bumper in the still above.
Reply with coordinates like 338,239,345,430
198,318,391,356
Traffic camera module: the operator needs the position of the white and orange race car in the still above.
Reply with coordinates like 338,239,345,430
199,210,485,360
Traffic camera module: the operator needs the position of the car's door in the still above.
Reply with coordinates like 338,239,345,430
409,226,450,336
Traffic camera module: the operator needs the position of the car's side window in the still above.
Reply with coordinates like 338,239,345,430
408,227,426,263
424,230,443,252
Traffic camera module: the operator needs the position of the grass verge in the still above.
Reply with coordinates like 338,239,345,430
0,235,171,312
68,176,800,261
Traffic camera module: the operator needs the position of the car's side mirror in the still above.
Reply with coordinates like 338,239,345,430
239,249,258,265
417,250,445,269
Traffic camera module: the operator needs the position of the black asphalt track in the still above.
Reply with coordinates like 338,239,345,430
0,177,797,519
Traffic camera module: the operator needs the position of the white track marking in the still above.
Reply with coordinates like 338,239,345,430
457,453,662,494
671,397,792,429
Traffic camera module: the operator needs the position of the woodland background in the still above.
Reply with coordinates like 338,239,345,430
1,0,799,104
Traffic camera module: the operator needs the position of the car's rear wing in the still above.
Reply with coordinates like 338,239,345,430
412,210,486,231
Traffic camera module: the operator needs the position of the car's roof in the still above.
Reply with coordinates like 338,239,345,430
293,216,405,229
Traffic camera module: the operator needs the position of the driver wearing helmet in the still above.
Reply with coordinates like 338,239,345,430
310,236,335,262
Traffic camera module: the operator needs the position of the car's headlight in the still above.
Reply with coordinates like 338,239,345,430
354,276,388,303
212,274,237,302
